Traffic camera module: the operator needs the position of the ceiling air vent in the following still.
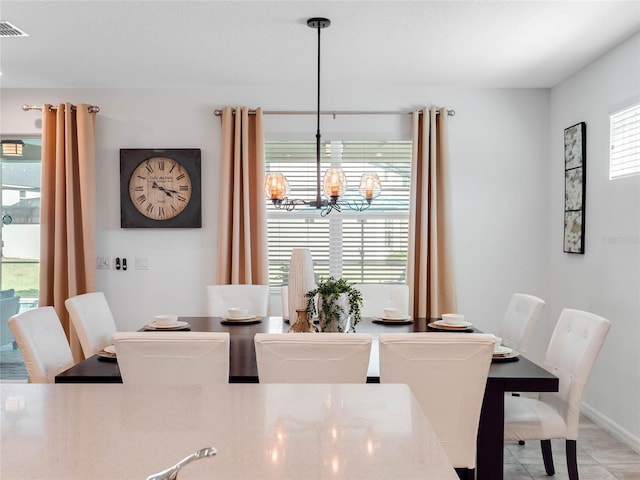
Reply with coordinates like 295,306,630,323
0,21,28,38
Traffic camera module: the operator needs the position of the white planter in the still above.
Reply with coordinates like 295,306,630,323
318,293,350,332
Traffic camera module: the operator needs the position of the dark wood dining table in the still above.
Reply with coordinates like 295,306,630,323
55,316,558,480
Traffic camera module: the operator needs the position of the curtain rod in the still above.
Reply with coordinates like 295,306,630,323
22,104,100,113
214,108,455,117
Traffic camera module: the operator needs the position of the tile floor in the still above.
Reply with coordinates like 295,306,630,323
503,415,640,479
0,343,27,380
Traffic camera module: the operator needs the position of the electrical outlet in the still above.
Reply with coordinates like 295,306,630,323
96,257,111,269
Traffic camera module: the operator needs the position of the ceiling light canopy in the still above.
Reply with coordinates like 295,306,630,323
263,17,381,216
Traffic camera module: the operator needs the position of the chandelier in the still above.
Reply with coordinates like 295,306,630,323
263,18,382,216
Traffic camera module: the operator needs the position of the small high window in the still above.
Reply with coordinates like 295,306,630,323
610,102,640,179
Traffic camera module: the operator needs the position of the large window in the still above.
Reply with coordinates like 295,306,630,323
1,137,41,307
610,102,640,179
266,140,412,285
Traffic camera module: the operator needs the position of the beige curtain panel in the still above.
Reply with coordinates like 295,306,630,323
215,107,268,285
39,103,97,361
407,107,457,318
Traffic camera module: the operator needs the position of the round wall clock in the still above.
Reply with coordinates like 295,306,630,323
120,148,202,228
128,156,192,220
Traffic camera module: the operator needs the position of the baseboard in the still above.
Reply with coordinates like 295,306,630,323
582,402,640,454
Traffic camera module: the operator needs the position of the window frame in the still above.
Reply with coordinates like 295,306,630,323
609,102,640,180
0,135,42,308
265,139,412,287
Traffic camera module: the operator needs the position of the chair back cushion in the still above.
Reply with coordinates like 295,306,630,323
379,332,494,469
353,284,409,318
65,292,118,359
206,285,269,317
254,333,372,383
541,308,611,437
8,306,75,383
113,331,230,385
499,293,546,355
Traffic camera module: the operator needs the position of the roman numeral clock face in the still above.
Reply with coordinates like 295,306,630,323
120,149,201,228
129,157,192,220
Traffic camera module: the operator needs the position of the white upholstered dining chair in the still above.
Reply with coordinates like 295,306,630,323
254,333,372,383
499,293,546,355
379,332,495,479
206,284,269,317
65,291,118,359
354,283,409,318
113,331,230,385
504,308,611,480
8,306,75,383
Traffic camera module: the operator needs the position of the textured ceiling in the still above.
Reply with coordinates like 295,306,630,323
1,0,639,89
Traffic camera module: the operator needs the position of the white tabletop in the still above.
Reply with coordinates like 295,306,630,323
1,383,457,480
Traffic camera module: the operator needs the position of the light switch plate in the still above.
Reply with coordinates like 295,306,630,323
96,257,111,269
135,257,149,270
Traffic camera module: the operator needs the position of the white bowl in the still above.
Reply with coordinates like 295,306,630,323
383,307,401,319
228,307,249,319
441,313,464,325
154,314,178,326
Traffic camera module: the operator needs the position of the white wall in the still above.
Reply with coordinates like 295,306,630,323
548,32,640,447
1,85,550,334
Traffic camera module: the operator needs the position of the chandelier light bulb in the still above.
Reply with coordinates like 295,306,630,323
358,173,382,201
264,173,290,202
323,168,347,198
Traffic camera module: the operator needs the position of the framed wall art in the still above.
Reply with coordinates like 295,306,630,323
563,122,586,253
120,148,202,228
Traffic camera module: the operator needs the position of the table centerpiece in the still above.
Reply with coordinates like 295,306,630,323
306,277,362,332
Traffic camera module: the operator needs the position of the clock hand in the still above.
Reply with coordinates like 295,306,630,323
152,181,175,197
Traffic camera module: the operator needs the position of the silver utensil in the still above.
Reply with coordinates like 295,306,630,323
146,447,217,480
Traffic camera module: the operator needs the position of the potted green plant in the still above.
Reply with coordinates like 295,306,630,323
305,277,362,332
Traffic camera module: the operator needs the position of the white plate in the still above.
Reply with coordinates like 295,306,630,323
493,350,519,359
145,320,190,330
374,315,411,322
223,315,258,322
427,322,473,331
493,345,513,356
433,319,473,328
103,345,116,354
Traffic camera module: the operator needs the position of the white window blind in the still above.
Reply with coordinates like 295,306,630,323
610,103,640,179
266,140,411,285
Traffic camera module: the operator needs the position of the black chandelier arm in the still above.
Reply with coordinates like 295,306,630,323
319,198,373,216
268,196,373,215
338,198,373,213
270,196,333,212
320,202,340,217
270,197,307,211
